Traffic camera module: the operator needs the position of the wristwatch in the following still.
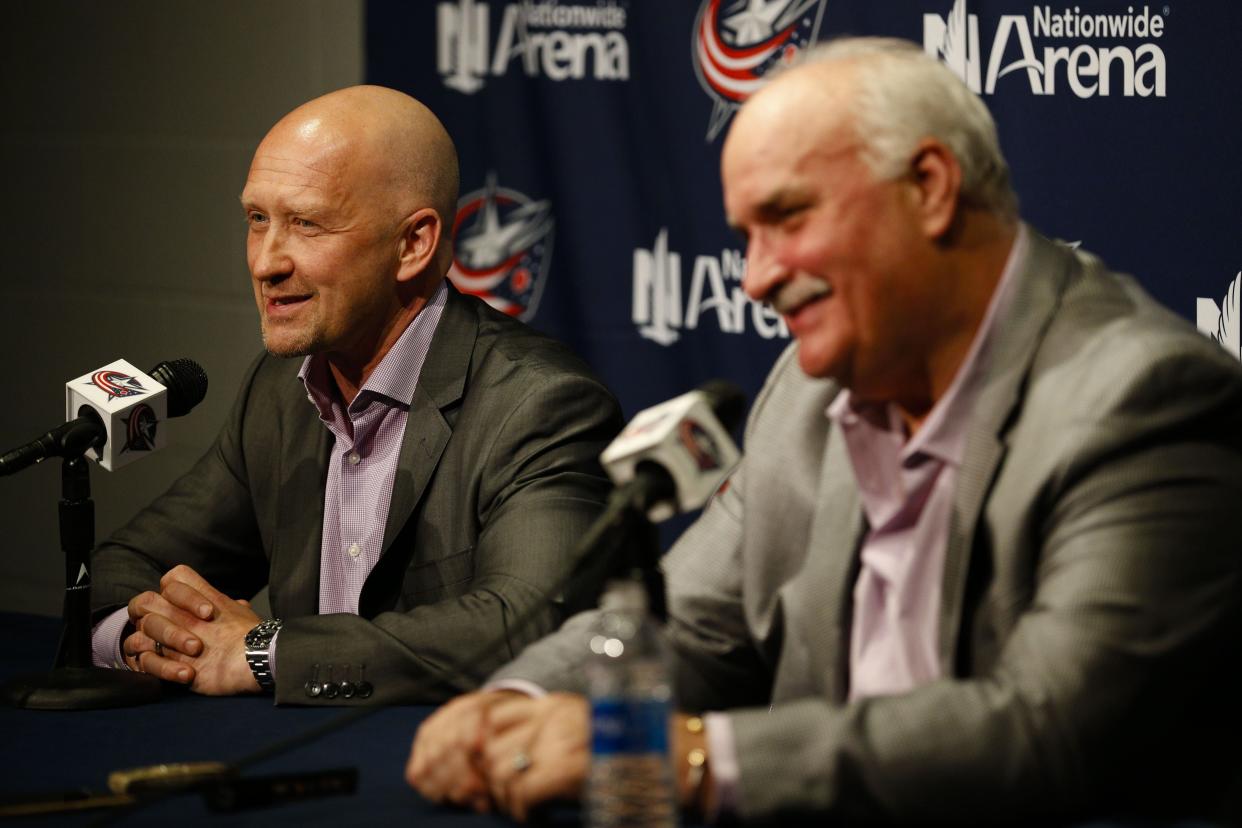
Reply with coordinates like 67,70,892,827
244,619,283,692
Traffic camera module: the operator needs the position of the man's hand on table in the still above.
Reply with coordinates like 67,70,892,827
406,689,521,813
408,690,717,822
477,692,590,822
123,564,260,694
408,689,590,821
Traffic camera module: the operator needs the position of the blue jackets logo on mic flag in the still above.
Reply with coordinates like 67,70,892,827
448,173,555,321
122,403,158,453
89,371,147,402
692,0,828,140
679,420,722,472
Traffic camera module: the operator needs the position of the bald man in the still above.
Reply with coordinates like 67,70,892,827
407,40,1242,822
88,86,622,705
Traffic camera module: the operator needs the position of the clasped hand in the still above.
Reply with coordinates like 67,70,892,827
407,691,710,822
406,690,591,822
123,564,261,694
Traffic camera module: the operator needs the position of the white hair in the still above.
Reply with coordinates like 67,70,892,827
798,37,1018,219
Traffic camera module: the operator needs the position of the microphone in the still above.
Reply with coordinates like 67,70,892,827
600,380,745,522
0,358,208,476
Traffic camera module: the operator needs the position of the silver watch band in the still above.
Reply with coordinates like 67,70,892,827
244,619,282,692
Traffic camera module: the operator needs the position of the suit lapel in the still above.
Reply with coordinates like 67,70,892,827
380,287,475,553
803,413,866,703
937,229,1076,672
272,393,332,619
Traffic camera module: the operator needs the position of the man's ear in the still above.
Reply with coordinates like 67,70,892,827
907,138,962,240
396,207,442,284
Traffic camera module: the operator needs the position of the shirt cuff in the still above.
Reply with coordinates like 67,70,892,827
92,607,131,669
483,678,547,698
704,712,740,818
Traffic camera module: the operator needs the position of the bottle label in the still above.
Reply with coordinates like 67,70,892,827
591,697,669,756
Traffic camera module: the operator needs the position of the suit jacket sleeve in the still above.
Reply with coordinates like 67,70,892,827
486,459,770,709
91,354,272,616
274,364,622,704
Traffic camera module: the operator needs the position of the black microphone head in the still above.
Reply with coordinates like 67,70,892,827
149,358,208,418
698,380,746,434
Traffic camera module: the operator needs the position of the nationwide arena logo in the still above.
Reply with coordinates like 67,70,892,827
89,370,147,402
924,0,1167,98
448,173,555,321
1197,273,1240,360
632,228,789,345
437,0,630,94
691,0,828,141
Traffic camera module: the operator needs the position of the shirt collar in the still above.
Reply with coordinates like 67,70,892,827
828,225,1029,467
297,279,449,418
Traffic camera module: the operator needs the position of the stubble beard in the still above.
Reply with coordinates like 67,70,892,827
260,317,322,358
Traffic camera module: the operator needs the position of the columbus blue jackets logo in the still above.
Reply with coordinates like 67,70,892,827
691,0,828,140
122,403,158,453
679,419,722,471
89,370,147,402
448,173,555,321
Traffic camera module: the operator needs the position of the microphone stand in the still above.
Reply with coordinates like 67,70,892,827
1,454,161,709
584,464,670,622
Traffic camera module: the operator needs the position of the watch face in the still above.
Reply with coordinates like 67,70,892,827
246,620,280,648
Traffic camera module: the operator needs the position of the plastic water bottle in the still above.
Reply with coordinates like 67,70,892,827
585,578,678,828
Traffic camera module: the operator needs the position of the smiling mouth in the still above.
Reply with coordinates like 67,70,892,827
267,295,311,308
771,277,832,316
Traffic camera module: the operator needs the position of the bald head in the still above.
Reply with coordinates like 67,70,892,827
257,85,460,272
242,87,462,382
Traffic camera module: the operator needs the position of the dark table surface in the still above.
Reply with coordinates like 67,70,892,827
0,612,518,826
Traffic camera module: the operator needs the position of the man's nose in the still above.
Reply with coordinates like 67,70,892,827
249,227,292,282
741,233,790,303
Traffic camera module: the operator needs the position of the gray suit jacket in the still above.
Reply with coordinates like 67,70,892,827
493,232,1242,822
91,287,623,705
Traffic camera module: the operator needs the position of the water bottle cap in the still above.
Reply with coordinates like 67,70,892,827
600,578,647,612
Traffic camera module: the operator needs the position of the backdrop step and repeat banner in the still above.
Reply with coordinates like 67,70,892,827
368,0,1242,422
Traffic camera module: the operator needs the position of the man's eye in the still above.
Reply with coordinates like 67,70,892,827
778,205,806,223
293,217,317,229
247,212,268,226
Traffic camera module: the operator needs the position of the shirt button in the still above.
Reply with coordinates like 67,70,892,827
347,451,361,465
347,542,361,559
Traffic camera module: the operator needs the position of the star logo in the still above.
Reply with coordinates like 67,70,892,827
122,403,159,453
449,173,555,321
691,0,828,140
89,370,147,402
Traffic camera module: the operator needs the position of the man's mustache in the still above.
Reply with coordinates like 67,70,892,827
770,276,832,315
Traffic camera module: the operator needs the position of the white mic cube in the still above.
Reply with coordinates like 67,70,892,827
64,359,168,472
601,390,740,521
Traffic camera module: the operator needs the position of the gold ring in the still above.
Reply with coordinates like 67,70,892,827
153,640,164,657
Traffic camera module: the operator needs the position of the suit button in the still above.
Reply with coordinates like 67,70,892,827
340,681,356,699
305,682,322,698
355,681,373,699
322,682,339,699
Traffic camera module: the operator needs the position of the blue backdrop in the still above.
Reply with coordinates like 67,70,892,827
367,0,1242,422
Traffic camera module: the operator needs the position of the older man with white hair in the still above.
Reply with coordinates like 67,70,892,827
406,37,1242,823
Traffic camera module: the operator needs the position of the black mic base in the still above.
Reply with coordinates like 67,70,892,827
1,666,161,710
